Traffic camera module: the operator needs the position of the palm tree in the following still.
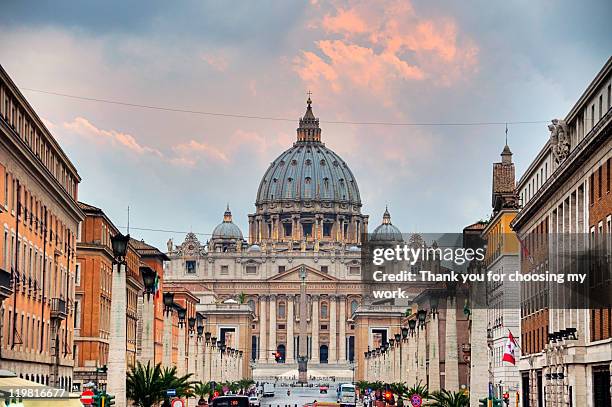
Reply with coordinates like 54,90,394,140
405,381,429,400
193,382,212,404
236,292,247,304
126,361,165,407
429,389,470,407
126,361,195,407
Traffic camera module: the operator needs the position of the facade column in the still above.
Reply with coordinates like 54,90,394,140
417,326,427,383
329,295,337,363
258,295,268,363
428,314,441,391
187,333,197,379
338,295,347,363
286,295,295,363
177,325,186,376
269,294,277,357
444,296,459,391
107,263,127,407
311,295,320,363
162,311,173,367
203,342,211,382
139,296,155,365
407,333,416,384
470,284,489,407
394,343,401,383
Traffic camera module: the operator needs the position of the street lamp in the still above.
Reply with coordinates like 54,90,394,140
205,332,212,343
401,327,409,340
430,293,439,316
163,292,175,314
140,267,157,300
188,316,196,333
408,319,417,334
417,309,427,328
110,232,130,265
176,306,187,327
394,333,401,344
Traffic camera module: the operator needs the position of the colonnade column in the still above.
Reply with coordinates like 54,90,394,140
311,295,320,363
286,295,295,363
177,324,186,376
269,294,277,357
427,314,440,391
258,295,268,364
444,296,459,391
338,295,347,363
329,295,337,363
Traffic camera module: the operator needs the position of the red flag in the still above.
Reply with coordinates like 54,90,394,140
518,237,534,265
502,331,518,365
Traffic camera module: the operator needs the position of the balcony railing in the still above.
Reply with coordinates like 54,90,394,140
0,268,12,302
51,297,67,320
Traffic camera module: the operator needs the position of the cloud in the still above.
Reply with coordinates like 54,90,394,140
171,140,229,165
295,0,478,97
63,117,163,156
201,52,229,72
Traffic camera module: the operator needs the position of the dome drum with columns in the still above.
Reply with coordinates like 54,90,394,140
250,97,368,248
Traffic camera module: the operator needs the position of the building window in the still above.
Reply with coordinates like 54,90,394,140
321,303,328,319
278,265,285,274
283,223,292,237
320,266,328,273
248,299,255,312
278,302,286,319
349,266,360,275
323,222,332,237
186,260,196,274
302,223,313,237
220,265,229,274
351,300,358,314
246,265,257,274
75,263,81,286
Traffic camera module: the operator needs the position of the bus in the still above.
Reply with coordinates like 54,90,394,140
336,383,356,406
211,395,250,407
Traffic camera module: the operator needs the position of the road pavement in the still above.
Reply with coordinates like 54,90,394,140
258,385,338,406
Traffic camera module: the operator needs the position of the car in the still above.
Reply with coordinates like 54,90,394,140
248,396,260,406
319,384,329,394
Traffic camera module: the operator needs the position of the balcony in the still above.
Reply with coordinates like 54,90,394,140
0,268,12,303
51,297,67,320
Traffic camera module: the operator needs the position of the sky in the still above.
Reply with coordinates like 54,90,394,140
1,0,610,250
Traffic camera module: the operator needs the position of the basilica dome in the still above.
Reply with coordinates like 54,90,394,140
255,98,361,206
371,207,403,242
211,205,243,240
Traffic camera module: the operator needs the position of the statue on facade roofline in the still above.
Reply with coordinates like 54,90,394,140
549,118,569,164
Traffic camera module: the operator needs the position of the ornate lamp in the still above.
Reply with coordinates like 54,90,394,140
197,325,204,338
401,327,409,339
176,306,187,327
140,267,157,299
408,319,417,333
163,292,175,314
430,293,439,315
394,333,401,344
110,232,130,264
417,309,427,328
188,316,196,333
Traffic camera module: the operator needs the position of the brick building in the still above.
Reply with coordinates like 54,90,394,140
512,57,611,407
0,64,83,390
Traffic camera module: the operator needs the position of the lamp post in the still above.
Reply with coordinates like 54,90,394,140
162,293,175,367
107,232,130,407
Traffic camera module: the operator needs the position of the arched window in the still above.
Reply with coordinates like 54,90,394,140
248,299,256,312
321,302,328,319
351,300,358,315
278,301,286,319
320,345,329,364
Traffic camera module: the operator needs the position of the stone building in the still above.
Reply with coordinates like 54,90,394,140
482,144,521,399
0,64,83,390
512,57,612,407
165,98,409,381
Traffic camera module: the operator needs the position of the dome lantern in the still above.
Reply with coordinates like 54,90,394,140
296,94,322,143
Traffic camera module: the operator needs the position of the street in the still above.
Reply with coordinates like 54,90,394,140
259,385,339,406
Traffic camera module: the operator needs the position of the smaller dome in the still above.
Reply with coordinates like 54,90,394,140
247,244,261,252
371,206,403,242
212,205,243,240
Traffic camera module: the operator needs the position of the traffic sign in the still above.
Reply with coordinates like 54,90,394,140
171,400,184,407
166,389,177,397
81,389,94,405
410,394,423,407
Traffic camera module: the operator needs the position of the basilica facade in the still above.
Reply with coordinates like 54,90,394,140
164,98,407,380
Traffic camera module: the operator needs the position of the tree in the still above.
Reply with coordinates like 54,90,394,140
236,292,247,304
405,381,429,400
126,361,195,407
429,389,470,407
193,382,212,404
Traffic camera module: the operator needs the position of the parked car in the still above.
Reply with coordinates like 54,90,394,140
248,396,260,406
320,384,329,394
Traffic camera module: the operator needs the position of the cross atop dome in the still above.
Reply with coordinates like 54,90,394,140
223,203,233,222
297,94,321,142
382,206,392,224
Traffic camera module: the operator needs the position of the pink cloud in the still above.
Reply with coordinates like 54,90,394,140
171,140,229,164
63,117,163,156
201,52,229,72
295,0,478,97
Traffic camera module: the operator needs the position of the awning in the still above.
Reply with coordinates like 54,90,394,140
0,375,82,407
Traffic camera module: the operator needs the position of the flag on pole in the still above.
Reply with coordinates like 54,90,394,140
518,237,534,265
502,331,518,365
